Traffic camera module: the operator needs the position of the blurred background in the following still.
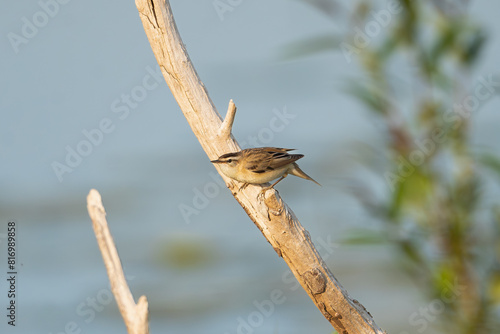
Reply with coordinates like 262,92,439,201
1,0,499,333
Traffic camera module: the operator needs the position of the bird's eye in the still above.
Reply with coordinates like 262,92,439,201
227,159,232,163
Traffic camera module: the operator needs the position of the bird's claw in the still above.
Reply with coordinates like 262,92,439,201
238,182,249,191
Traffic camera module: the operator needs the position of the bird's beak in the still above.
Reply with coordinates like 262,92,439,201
211,159,221,163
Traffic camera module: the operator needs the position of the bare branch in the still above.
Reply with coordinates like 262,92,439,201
135,0,385,332
87,189,149,334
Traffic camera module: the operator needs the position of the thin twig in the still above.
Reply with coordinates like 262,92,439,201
87,189,149,334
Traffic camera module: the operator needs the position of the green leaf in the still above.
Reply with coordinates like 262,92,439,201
279,34,342,60
344,79,389,115
388,166,434,221
479,153,500,180
341,229,388,245
459,28,487,66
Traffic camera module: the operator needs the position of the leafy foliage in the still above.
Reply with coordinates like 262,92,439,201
289,0,500,332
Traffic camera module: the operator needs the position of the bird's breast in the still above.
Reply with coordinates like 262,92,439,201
235,165,288,184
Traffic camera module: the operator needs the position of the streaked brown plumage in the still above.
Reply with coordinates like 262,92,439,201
211,147,320,190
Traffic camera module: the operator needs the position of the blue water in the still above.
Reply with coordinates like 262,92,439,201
1,1,499,333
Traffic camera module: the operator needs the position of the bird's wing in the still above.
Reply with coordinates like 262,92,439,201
245,148,304,173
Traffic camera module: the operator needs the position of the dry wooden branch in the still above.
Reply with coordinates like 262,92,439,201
135,1,385,333
219,99,237,140
87,189,149,334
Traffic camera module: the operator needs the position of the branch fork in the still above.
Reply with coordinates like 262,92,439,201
87,189,149,334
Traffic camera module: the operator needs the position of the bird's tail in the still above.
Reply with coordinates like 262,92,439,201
290,163,321,186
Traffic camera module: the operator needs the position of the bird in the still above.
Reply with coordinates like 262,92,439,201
211,147,320,191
